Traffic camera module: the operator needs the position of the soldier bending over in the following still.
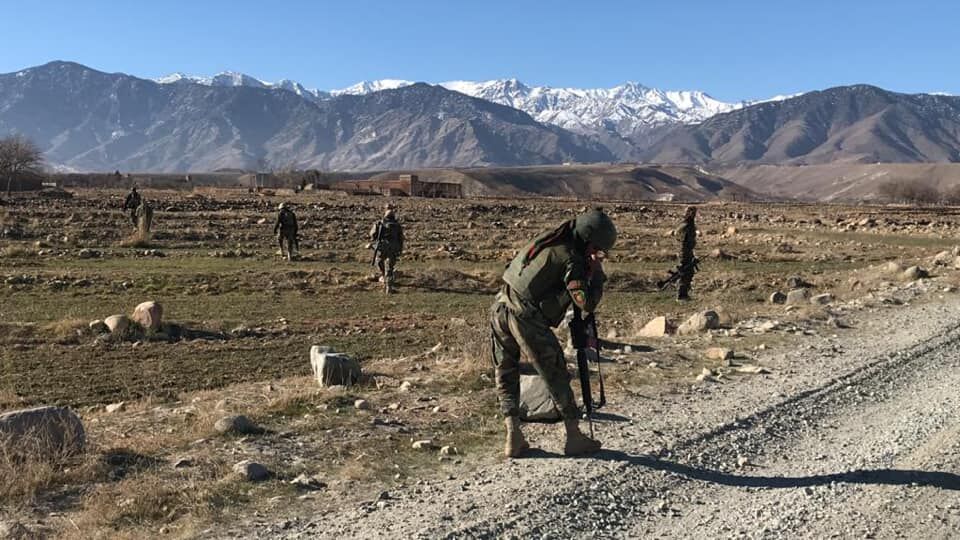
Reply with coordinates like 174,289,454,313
490,208,616,457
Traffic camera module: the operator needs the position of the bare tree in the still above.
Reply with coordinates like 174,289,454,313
0,135,44,195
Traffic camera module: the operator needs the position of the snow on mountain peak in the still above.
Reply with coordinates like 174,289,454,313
153,70,753,134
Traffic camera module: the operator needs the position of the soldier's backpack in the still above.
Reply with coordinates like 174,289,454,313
378,219,402,254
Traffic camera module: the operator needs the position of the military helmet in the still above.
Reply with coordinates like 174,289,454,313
574,208,617,251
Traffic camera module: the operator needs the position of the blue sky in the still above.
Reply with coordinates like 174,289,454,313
0,0,957,101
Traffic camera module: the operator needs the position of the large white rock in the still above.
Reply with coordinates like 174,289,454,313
103,314,132,334
131,301,163,332
310,346,361,387
638,316,672,338
785,289,810,305
0,406,85,457
677,310,720,335
518,374,560,422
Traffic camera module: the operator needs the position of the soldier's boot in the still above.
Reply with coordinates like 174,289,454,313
563,419,601,456
504,416,529,458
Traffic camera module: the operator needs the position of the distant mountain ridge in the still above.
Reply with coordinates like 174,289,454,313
641,85,960,165
0,61,611,172
153,71,748,140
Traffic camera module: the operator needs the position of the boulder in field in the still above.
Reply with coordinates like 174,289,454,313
233,460,270,482
88,320,109,334
103,314,132,335
810,293,833,305
705,347,734,361
901,266,928,281
638,316,673,338
214,415,263,435
785,289,810,305
0,406,85,458
131,301,163,332
310,346,361,387
677,310,720,335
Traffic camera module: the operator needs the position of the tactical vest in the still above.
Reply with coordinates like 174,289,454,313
377,219,402,255
501,241,586,327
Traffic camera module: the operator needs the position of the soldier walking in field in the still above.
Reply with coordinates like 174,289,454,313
675,205,698,301
274,203,299,261
369,204,404,293
123,186,141,227
490,208,616,458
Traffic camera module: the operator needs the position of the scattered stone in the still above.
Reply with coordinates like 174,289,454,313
290,473,327,491
399,381,413,392
810,293,833,305
768,291,787,304
77,248,100,259
695,368,712,382
901,266,928,281
735,364,771,374
725,226,738,235
519,374,561,422
105,402,126,414
786,276,813,288
88,319,109,334
440,446,458,456
737,456,749,467
131,300,163,332
785,288,810,305
0,406,85,457
233,460,270,482
104,314,132,335
354,399,370,410
677,310,720,335
710,248,733,260
638,316,673,338
310,346,362,387
933,251,953,265
884,261,905,275
412,440,435,450
647,361,660,369
214,415,263,435
172,457,194,469
705,347,734,361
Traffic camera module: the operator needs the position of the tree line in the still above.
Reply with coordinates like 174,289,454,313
876,179,960,205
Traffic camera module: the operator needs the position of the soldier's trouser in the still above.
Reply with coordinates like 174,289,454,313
489,301,579,420
677,254,694,299
129,209,138,226
376,253,397,284
278,230,297,258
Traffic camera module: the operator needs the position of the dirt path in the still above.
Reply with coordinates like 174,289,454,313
223,290,960,539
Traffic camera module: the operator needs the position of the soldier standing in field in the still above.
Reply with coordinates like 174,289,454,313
123,186,141,227
490,208,616,458
274,203,299,261
369,204,404,294
675,205,698,301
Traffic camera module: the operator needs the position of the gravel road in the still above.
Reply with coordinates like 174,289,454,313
233,290,960,539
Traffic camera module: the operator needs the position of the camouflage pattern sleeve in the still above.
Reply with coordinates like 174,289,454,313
564,255,596,312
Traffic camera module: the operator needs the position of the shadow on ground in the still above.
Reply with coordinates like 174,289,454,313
597,450,960,491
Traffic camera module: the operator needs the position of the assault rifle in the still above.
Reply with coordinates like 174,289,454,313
370,221,383,267
657,257,700,290
569,306,606,437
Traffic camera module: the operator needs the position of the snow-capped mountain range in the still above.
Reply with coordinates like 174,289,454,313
154,71,761,137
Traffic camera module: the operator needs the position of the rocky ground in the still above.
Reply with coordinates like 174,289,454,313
2,188,960,538
232,281,960,539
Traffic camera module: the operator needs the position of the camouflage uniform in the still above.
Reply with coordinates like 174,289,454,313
370,208,404,293
675,206,697,301
490,209,615,457
274,204,299,261
123,188,141,226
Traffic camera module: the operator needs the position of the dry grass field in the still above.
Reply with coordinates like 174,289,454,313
2,187,960,537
